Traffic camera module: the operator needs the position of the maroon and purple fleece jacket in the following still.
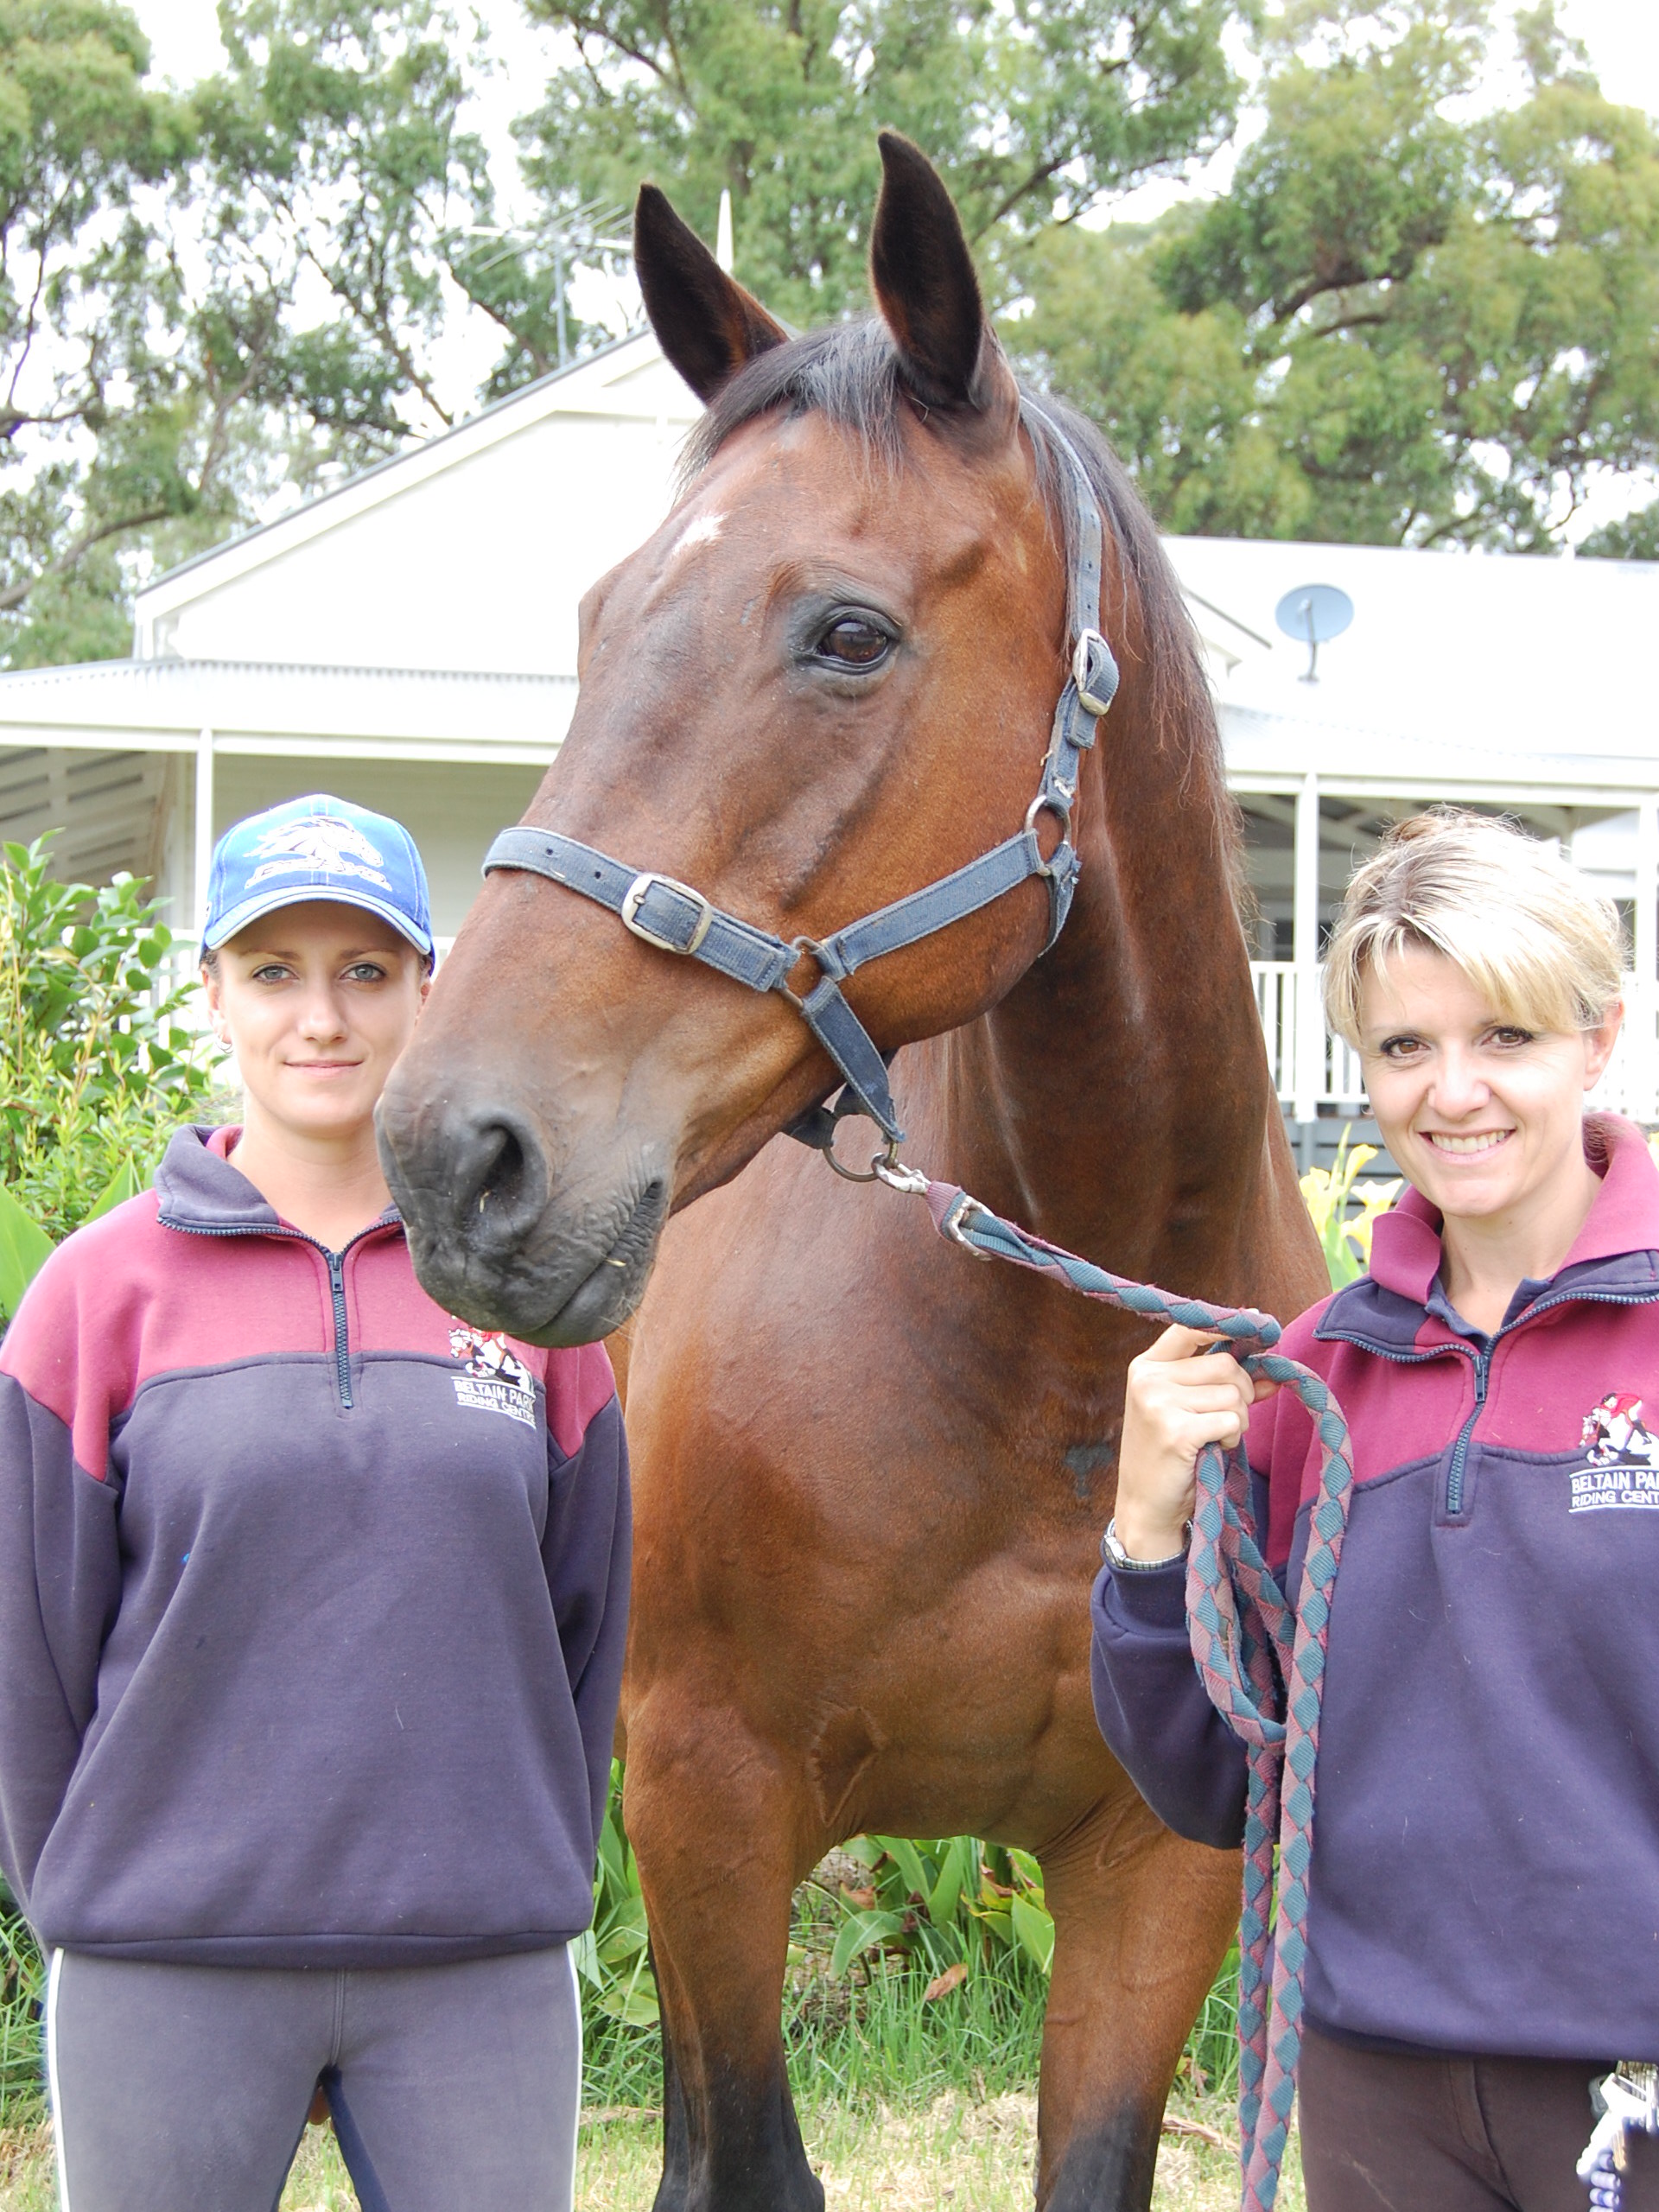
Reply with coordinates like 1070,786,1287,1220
1093,1114,1659,2060
0,1125,629,1967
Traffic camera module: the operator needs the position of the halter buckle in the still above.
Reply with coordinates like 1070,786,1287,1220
621,872,715,957
1073,628,1119,719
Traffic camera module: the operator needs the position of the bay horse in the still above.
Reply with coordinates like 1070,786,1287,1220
378,134,1325,2211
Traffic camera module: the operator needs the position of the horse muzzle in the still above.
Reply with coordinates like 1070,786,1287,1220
376,1082,671,1346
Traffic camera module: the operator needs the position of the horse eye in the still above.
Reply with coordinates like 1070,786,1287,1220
815,616,890,667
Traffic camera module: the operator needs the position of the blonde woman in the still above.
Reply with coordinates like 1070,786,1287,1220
0,795,628,2212
1092,811,1659,2209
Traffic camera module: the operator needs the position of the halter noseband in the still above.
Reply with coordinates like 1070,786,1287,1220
480,403,1117,1163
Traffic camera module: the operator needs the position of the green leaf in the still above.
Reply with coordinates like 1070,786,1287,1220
926,1835,973,1929
597,1984,661,2027
1010,1891,1055,1975
86,1158,145,1220
595,1922,648,1966
571,1927,601,1987
829,1908,907,1982
879,1834,930,1900
1007,1848,1046,1900
0,1185,54,1318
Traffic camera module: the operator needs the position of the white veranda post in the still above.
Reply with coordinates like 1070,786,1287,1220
1294,772,1322,1127
194,728,215,938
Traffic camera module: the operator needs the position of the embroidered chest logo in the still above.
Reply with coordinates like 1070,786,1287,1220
448,1322,537,1428
1570,1392,1659,1511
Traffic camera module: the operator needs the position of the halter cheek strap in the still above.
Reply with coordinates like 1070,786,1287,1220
480,403,1116,1151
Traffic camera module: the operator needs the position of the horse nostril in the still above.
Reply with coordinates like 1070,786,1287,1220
462,1116,548,1243
476,1125,524,1214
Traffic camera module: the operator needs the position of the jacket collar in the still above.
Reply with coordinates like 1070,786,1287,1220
1319,1114,1659,1353
156,1125,400,1241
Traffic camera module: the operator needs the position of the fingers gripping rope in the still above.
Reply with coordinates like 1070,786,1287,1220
916,1179,1354,2212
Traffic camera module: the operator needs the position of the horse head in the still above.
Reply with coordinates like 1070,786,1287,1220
379,134,1134,1344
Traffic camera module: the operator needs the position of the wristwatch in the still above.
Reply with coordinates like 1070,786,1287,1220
1101,1516,1192,1571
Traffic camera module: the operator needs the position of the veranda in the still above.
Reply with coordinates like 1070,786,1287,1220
0,336,1652,1149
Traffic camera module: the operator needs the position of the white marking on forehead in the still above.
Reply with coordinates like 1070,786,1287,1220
665,512,725,566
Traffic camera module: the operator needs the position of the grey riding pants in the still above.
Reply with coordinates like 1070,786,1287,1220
46,1943,582,2212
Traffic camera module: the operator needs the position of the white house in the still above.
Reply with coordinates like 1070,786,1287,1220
0,330,698,938
0,326,1655,1142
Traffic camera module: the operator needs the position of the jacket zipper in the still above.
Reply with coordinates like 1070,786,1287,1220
1326,1284,1659,1522
1444,1345,1490,1517
162,1216,391,1411
326,1249,353,1408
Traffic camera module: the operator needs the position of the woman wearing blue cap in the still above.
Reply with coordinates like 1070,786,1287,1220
0,797,630,2211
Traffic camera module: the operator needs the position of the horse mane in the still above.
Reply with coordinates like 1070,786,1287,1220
679,320,1242,893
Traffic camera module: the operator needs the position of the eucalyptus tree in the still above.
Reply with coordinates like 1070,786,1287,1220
513,0,1249,326
1011,0,1659,550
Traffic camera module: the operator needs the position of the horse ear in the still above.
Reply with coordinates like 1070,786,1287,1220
869,131,1014,418
634,184,789,404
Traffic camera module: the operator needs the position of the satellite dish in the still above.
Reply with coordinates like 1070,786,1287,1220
1274,583,1355,683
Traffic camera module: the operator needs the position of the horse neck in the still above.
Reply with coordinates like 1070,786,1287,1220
924,678,1285,1296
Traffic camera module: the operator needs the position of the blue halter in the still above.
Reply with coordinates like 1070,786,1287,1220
480,404,1117,1164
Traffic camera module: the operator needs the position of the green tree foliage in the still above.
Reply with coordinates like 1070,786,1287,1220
194,0,497,438
0,1,194,663
1011,0,1659,550
514,0,1247,326
0,0,1256,659
0,0,544,666
1580,504,1659,563
0,836,217,1295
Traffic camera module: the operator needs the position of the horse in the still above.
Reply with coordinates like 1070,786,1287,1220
378,132,1325,2212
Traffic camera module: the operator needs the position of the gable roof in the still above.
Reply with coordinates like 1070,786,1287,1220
1166,535,1659,799
135,329,699,632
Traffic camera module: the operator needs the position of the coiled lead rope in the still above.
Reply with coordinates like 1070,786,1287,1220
881,1165,1355,2212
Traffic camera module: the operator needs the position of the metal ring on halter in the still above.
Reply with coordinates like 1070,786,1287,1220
1025,791,1071,838
825,1129,903,1184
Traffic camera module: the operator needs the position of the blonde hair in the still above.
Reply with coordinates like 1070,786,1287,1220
1323,809,1626,1048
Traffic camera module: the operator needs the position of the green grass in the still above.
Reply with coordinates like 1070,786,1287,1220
0,1892,1264,2212
0,2093,1300,2212
582,1865,1057,2120
0,1914,41,2127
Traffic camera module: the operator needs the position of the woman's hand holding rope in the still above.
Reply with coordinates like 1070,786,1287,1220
1116,1327,1282,1561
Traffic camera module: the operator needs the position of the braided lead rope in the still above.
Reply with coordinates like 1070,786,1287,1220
900,1173,1354,2212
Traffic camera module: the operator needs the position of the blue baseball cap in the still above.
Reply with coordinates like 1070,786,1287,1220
202,793,433,957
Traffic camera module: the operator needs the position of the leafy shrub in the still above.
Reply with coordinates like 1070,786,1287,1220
1300,1127,1401,1290
0,836,219,1315
830,1834,1054,1984
574,1760,658,2028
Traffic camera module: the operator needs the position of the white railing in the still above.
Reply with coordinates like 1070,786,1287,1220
1251,963,1658,1123
1250,963,1366,1111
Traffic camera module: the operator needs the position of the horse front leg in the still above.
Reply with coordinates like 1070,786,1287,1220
1034,1787,1240,2210
626,1705,824,2212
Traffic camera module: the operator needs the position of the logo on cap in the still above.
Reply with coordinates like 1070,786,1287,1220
246,817,392,892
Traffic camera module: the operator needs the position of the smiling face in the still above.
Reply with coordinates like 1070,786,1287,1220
1357,940,1621,1234
204,902,429,1149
